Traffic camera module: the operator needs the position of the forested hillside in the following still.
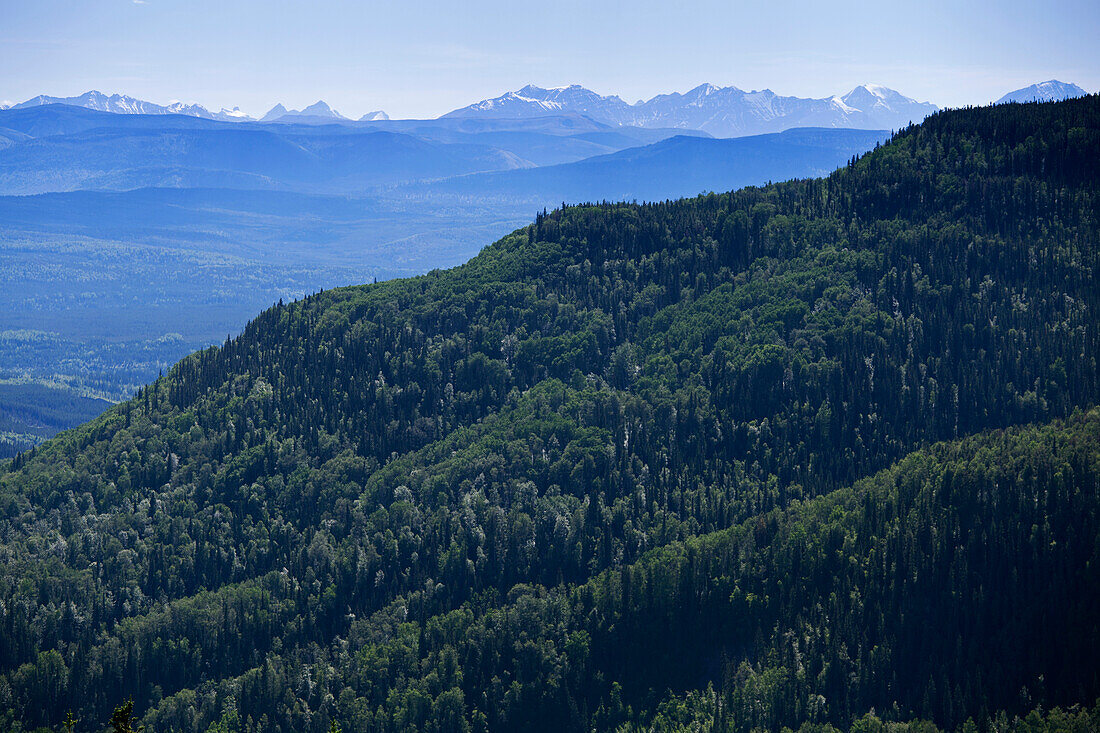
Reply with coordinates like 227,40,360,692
0,106,884,453
0,97,1097,732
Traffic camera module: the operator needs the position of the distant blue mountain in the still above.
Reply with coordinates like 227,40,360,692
408,127,891,204
0,104,255,139
0,105,717,194
0,105,883,199
260,100,349,122
0,106,537,194
996,80,1087,104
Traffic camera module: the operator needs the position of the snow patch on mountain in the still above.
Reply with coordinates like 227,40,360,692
216,107,251,120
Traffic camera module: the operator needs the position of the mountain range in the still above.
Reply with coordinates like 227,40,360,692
444,82,940,137
0,104,887,197
4,80,1086,137
0,111,532,195
10,90,252,122
0,104,699,195
7,92,378,124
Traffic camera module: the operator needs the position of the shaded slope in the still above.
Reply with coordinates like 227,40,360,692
248,410,1098,732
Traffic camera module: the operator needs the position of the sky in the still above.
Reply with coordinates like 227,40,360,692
1,0,1097,119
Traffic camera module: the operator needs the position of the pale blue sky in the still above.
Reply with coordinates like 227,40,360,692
1,0,1097,119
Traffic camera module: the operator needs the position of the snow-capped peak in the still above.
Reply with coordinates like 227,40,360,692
996,80,1088,104
444,83,632,122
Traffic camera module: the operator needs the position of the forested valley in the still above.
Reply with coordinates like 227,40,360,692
0,97,1097,732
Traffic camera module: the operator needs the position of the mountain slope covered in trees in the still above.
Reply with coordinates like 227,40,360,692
0,97,1097,732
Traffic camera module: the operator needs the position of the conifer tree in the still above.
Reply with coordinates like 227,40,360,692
109,700,143,733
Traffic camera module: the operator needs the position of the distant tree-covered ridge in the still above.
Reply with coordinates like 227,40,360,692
0,96,1097,731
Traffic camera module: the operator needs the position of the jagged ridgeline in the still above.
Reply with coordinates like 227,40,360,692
1,97,1098,732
